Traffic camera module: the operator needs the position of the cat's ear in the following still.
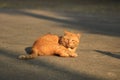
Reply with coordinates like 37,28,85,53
64,30,69,35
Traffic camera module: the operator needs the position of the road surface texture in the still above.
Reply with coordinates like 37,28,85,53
0,9,120,80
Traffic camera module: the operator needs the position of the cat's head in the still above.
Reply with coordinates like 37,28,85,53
60,31,81,49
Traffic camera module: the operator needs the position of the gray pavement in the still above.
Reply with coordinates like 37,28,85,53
0,9,120,80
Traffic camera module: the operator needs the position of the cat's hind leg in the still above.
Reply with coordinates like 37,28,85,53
54,47,69,57
57,51,77,57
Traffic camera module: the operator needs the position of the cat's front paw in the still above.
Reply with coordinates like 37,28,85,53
70,53,78,57
60,53,69,57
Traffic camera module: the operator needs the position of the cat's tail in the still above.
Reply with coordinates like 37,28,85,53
18,53,38,60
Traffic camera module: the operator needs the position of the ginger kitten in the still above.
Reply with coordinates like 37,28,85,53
18,31,81,59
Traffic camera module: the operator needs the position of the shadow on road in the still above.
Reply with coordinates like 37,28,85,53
25,47,32,54
0,9,120,37
0,48,105,80
95,50,120,59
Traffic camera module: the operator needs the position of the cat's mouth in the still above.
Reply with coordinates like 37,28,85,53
70,47,75,49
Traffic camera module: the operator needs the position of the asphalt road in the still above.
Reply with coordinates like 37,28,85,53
0,9,120,80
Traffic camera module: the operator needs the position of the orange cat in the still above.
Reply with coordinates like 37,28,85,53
18,31,81,60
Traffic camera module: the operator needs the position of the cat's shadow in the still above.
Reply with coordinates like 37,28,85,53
25,47,32,54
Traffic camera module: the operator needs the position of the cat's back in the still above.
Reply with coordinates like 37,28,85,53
33,34,59,46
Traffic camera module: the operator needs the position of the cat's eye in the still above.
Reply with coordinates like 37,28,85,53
72,40,75,41
66,39,69,42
